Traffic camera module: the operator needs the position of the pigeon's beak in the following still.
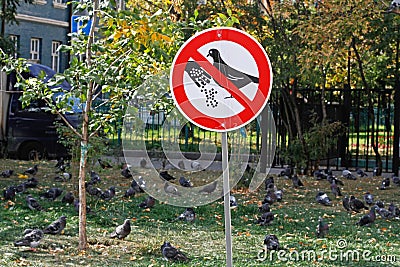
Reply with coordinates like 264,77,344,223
207,51,211,57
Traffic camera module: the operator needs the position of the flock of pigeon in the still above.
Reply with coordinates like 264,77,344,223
3,158,400,260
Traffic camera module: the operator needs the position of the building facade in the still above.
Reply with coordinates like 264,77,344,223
5,0,72,72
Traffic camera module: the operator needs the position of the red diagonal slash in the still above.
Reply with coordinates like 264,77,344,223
190,51,254,112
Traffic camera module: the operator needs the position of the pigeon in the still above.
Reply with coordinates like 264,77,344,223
262,191,277,205
380,177,390,190
54,157,64,168
387,0,400,12
54,172,72,182
14,229,44,249
375,205,394,219
259,203,271,213
161,241,189,262
43,215,67,234
138,196,156,209
179,176,192,188
373,166,379,177
316,192,331,206
207,48,259,90
86,184,102,197
316,217,329,238
1,169,14,178
342,169,356,180
375,200,385,208
230,195,238,209
3,186,16,200
191,161,202,171
342,196,351,212
349,195,369,212
61,192,75,204
264,176,274,190
121,165,133,179
26,195,44,211
139,158,147,168
100,186,116,201
263,234,280,250
23,177,39,188
274,189,283,202
164,182,181,196
278,167,291,178
199,180,218,194
388,203,400,217
14,183,26,194
291,174,304,188
160,171,176,181
314,169,327,180
89,171,101,184
356,168,368,177
178,160,185,170
40,187,63,201
124,187,135,198
110,219,131,239
392,175,400,186
356,206,376,226
98,158,112,169
256,212,274,226
327,175,344,186
177,208,196,222
363,192,374,205
131,178,145,193
330,179,342,197
24,165,38,176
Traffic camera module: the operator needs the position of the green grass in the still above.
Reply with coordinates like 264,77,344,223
0,159,400,266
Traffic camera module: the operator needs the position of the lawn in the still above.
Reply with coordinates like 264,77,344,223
0,159,399,267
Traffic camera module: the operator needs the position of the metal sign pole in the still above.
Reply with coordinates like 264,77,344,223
222,132,233,267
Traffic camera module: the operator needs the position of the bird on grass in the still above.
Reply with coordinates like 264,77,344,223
388,203,400,217
40,187,63,201
89,171,101,184
392,175,400,186
380,177,390,190
375,205,394,220
177,208,196,223
86,184,103,197
230,195,238,209
263,234,280,250
327,175,344,186
278,167,291,179
15,183,26,194
342,169,356,180
43,215,67,235
110,219,131,239
24,165,38,176
256,212,274,226
291,174,304,188
98,158,112,169
316,192,331,206
100,186,116,201
161,241,189,262
131,178,145,193
356,206,376,226
164,183,181,196
26,195,44,211
1,169,14,178
61,192,75,204
259,203,271,213
198,180,218,194
14,229,44,250
349,195,369,212
356,168,368,178
3,186,16,201
316,217,329,238
160,171,176,181
330,179,342,197
264,177,274,191
24,177,39,188
363,192,374,205
179,176,192,188
121,165,133,179
124,187,135,198
138,196,156,209
387,0,400,12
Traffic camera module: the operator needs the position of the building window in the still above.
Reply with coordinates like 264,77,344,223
52,41,61,72
9,35,18,58
53,0,67,9
33,0,47,5
30,38,41,62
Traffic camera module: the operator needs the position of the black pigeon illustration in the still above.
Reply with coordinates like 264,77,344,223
356,206,376,226
1,169,14,178
14,229,44,249
316,192,331,206
259,203,271,213
375,205,394,219
380,177,390,190
100,186,116,201
161,241,189,262
263,234,280,250
98,158,112,169
356,168,368,177
349,195,369,212
124,187,135,198
3,186,16,201
26,195,44,211
62,192,75,204
316,217,329,238
121,165,133,179
388,203,400,217
230,195,238,209
164,182,181,196
207,48,259,90
110,219,131,239
40,187,63,201
24,165,38,176
342,196,351,211
44,215,67,234
160,171,176,181
198,180,218,194
177,207,196,222
89,171,101,184
342,169,356,180
330,179,342,197
138,196,156,209
392,175,400,186
363,192,374,205
179,176,192,188
256,212,274,226
291,174,304,188
24,177,39,188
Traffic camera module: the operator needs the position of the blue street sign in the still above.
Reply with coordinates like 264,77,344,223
71,15,92,35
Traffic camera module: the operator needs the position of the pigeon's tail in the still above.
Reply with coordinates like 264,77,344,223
14,239,29,247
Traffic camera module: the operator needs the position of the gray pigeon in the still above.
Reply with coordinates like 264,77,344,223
100,186,116,201
160,171,176,181
349,195,369,212
356,206,376,226
388,203,400,217
291,174,304,188
110,219,131,239
256,212,274,226
24,164,38,176
161,241,189,262
1,169,14,178
138,196,156,209
177,208,196,222
40,187,63,201
43,215,67,234
14,229,44,249
342,169,356,180
89,171,101,184
259,203,271,213
140,158,147,168
363,192,374,205
164,182,181,196
61,192,75,204
179,176,192,187
86,184,102,197
342,196,351,212
124,187,135,198
230,195,238,209
263,234,280,250
26,195,44,211
24,177,39,188
316,217,329,237
3,186,16,201
375,205,394,219
316,192,331,206
199,180,218,194
330,180,342,197
380,177,390,190
356,168,368,177
392,175,400,186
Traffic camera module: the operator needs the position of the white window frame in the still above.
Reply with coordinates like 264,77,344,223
30,38,40,62
53,0,67,9
51,41,61,72
9,35,18,58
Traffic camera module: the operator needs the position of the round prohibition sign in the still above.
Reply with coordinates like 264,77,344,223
170,27,273,132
